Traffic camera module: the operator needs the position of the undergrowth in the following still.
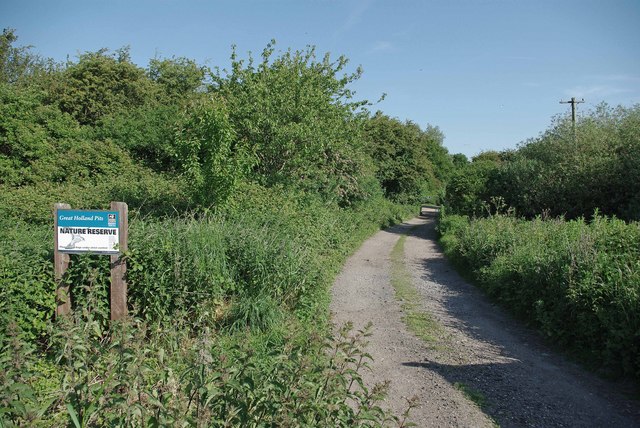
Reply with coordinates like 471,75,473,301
438,211,640,380
0,189,417,426
0,33,438,426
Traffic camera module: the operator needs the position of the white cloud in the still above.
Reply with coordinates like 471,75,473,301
595,74,640,83
368,40,394,54
564,74,640,99
564,85,631,98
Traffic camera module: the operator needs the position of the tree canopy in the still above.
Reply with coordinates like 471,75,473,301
444,104,640,221
0,31,454,222
364,112,451,204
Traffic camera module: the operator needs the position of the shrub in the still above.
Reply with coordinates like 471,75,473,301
0,190,414,426
439,212,640,378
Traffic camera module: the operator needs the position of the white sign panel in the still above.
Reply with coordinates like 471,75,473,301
57,209,120,255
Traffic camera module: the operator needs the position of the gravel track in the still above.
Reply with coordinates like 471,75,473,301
330,214,640,427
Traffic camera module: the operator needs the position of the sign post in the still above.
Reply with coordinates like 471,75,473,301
54,203,71,317
53,202,128,320
109,201,128,321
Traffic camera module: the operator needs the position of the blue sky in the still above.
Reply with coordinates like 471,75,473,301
2,0,639,157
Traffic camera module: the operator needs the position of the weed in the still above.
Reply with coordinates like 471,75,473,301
390,231,442,345
453,383,499,427
439,212,640,380
454,382,487,408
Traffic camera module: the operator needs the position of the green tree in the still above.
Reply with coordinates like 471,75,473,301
462,104,640,221
422,124,454,182
471,150,504,164
148,56,207,100
55,48,154,125
445,159,499,216
211,41,375,205
451,153,469,168
92,57,206,170
364,112,444,204
95,102,181,170
173,96,245,208
0,83,79,186
613,105,640,220
0,28,42,84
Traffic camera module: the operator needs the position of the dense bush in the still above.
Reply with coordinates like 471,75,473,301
439,212,640,378
440,104,640,380
364,112,451,204
0,79,188,223
444,159,500,217
0,220,55,342
0,290,398,426
444,105,640,221
0,188,414,426
0,30,427,426
212,42,380,207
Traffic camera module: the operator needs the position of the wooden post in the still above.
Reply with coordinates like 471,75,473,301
54,203,71,317
110,202,128,321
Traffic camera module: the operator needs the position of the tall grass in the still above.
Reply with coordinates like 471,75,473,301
0,185,416,426
439,212,640,379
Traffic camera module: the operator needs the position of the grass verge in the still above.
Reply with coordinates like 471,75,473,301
390,224,500,426
454,382,499,427
390,228,441,345
453,382,487,408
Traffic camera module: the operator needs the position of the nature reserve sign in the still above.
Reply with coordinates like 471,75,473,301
54,202,128,320
56,209,119,254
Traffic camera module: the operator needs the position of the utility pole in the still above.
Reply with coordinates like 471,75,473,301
560,97,585,123
560,97,585,140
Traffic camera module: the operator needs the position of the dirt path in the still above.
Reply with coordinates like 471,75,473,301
330,214,640,427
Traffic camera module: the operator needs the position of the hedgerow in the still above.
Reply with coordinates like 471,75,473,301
1,30,432,426
439,212,640,378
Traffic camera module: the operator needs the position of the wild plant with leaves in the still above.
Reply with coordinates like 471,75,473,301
0,29,440,426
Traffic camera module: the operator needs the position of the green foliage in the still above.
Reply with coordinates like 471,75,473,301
55,48,155,126
439,212,640,378
87,57,206,170
212,41,376,206
454,382,488,410
1,309,396,427
446,104,640,221
0,193,413,426
0,221,55,342
364,113,448,204
0,83,75,186
0,33,423,426
471,150,504,164
444,160,499,217
226,291,283,332
0,320,60,427
0,168,186,224
124,216,233,322
172,96,245,208
0,28,47,85
148,56,207,99
95,103,181,170
0,76,187,223
451,153,469,168
440,103,640,381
